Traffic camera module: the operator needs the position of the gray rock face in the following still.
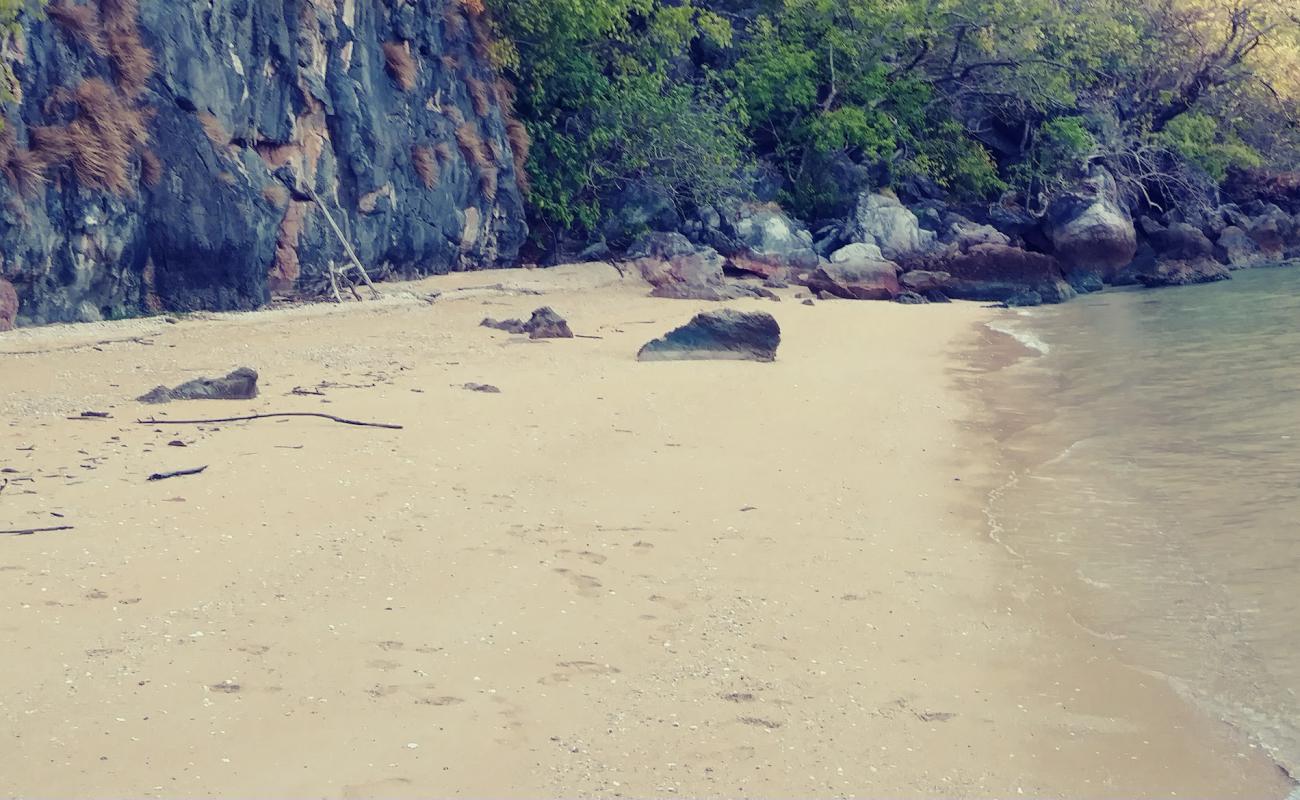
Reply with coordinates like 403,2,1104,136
900,270,951,293
1150,222,1216,261
1217,226,1266,267
1045,168,1137,289
829,243,885,263
138,367,259,404
0,0,528,328
849,193,937,264
702,201,818,278
1246,205,1293,260
637,310,781,363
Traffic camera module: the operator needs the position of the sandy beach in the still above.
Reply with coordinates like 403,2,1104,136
0,264,1291,798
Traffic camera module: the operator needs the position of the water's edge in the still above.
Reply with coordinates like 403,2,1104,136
962,273,1300,790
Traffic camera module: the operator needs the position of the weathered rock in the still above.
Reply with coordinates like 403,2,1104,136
900,270,951,293
481,317,529,334
943,217,1010,250
0,278,17,332
481,307,573,339
637,310,781,363
463,383,502,393
138,367,259,404
1,0,528,328
895,291,928,305
1150,222,1216,261
1135,259,1232,287
849,193,938,264
936,244,1075,305
600,184,681,246
524,307,573,340
1246,205,1293,260
1045,168,1137,289
1217,226,1266,268
829,243,885,263
710,202,819,278
804,256,901,301
629,232,773,301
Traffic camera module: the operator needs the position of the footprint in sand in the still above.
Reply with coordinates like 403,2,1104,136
376,640,405,651
538,660,622,686
552,568,603,598
238,644,271,656
738,716,783,730
367,659,402,671
415,695,465,707
341,777,412,799
557,549,608,565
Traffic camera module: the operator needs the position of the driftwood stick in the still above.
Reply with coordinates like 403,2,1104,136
148,466,208,482
1,526,75,537
137,413,404,430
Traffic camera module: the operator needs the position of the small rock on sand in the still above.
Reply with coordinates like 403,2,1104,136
138,368,259,404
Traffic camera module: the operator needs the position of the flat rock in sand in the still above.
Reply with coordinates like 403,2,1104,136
637,310,780,363
138,368,260,404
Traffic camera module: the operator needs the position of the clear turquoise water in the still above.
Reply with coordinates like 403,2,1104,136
984,266,1300,775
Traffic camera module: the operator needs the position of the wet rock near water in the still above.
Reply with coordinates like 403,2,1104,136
934,244,1075,306
637,310,781,363
138,368,260,404
1134,259,1232,287
1044,167,1138,291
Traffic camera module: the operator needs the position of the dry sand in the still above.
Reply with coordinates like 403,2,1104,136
0,264,1291,798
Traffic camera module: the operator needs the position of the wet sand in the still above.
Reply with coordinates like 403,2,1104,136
0,264,1291,798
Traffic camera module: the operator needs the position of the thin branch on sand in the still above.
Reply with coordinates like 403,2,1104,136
137,413,404,430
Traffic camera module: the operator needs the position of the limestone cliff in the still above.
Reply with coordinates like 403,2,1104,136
0,0,529,328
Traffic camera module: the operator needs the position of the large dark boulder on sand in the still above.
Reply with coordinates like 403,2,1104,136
637,310,781,363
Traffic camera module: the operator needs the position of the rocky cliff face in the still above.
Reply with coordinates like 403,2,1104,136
0,0,528,328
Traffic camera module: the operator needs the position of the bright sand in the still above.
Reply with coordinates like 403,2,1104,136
0,264,1291,798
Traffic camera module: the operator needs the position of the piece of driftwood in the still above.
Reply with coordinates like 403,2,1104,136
1,525,74,537
137,412,403,430
148,466,208,482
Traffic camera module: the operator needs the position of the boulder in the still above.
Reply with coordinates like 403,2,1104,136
830,243,885,263
600,184,681,246
637,310,781,363
900,270,951,293
987,204,1051,251
1150,222,1216,261
1246,205,1293,260
708,202,819,278
849,192,938,264
482,307,573,339
138,367,259,404
804,255,901,301
1135,259,1232,287
943,217,1011,250
1045,168,1137,289
1216,226,1266,268
895,291,928,305
523,307,574,340
935,244,1075,306
0,278,17,332
628,232,777,301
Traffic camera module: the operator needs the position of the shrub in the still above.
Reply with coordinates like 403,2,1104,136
46,2,108,56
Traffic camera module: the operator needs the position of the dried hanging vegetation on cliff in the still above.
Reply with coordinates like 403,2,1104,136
1,0,156,196
383,41,418,92
411,144,440,189
30,78,153,195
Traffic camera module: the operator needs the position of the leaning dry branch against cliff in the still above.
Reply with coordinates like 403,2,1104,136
383,41,418,92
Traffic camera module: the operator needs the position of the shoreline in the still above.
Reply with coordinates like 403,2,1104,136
0,264,1292,797
965,311,1297,796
